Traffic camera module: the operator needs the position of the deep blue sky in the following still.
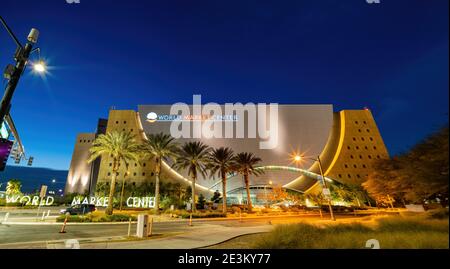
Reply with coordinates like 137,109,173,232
1,0,448,170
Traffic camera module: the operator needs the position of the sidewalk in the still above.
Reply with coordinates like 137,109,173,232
0,223,273,249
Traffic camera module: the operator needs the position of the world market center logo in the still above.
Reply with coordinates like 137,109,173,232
146,95,279,150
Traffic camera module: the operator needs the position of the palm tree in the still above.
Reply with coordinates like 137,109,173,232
6,179,22,196
142,133,179,214
207,147,236,214
88,131,141,215
173,141,211,212
119,162,130,211
233,152,263,212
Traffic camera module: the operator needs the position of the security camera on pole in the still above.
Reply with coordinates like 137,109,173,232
0,16,45,127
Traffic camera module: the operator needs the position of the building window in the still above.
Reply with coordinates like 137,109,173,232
368,155,372,159
348,174,352,179
353,164,357,168
357,174,361,179
370,137,374,141
358,129,362,133
344,164,348,168
338,174,342,178
347,146,351,150
366,129,370,133
107,172,111,176
124,121,127,124
109,163,112,167
151,172,154,176
135,163,138,167
365,146,368,150
356,146,360,150
355,121,359,125
363,121,367,124
131,129,134,132
373,146,377,150
362,164,367,168
133,172,137,176
116,121,119,124
377,155,381,159
361,137,365,141
79,140,82,143
353,137,357,141
350,155,354,159
359,155,363,159
143,163,146,167
142,173,146,176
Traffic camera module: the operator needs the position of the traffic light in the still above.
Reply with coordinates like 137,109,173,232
0,138,14,171
27,156,34,166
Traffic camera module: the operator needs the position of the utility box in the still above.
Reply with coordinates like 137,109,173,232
136,214,149,238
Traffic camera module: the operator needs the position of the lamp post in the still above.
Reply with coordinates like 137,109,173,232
0,16,45,127
294,155,336,221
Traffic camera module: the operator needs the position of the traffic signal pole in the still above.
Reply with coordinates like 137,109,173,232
0,16,39,128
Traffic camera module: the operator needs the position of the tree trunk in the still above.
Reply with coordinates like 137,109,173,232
244,173,252,212
119,178,125,211
119,163,129,211
222,172,227,214
106,163,118,215
191,174,196,213
154,159,161,215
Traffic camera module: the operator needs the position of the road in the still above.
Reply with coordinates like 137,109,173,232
0,213,371,246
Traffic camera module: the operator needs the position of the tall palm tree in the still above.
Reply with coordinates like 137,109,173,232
6,179,22,196
207,147,236,214
88,131,141,215
142,133,179,214
233,152,263,212
173,141,211,212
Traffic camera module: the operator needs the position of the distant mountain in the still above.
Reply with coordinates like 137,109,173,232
0,166,68,193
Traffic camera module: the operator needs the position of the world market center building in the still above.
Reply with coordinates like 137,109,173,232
64,103,389,206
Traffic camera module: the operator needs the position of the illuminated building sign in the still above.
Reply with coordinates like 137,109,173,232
6,195,55,206
71,196,155,208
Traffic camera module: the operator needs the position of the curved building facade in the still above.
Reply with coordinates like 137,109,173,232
64,104,389,201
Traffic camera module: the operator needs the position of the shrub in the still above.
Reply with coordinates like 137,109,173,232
180,211,226,219
56,213,136,223
426,208,449,220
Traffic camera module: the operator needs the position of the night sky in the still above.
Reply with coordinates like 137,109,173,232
0,0,448,170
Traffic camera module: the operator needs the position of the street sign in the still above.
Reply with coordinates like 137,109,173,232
40,185,48,198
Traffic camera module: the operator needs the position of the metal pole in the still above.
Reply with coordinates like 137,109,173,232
0,17,37,127
317,156,336,221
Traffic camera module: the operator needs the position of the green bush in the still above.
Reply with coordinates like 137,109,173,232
56,213,136,223
426,208,449,220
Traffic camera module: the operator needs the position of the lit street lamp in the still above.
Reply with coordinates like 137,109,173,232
0,16,46,127
293,154,336,221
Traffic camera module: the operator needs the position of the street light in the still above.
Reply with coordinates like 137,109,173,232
293,154,336,221
0,16,45,127
33,61,47,73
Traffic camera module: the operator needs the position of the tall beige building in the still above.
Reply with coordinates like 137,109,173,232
65,105,389,200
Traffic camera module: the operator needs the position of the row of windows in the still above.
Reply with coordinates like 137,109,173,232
109,162,146,167
358,129,371,133
352,137,374,142
79,139,92,144
349,154,381,160
344,164,369,169
354,120,368,125
337,174,368,180
107,172,154,177
347,145,378,151
115,121,128,124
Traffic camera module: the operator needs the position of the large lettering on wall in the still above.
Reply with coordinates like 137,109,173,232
71,196,155,208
